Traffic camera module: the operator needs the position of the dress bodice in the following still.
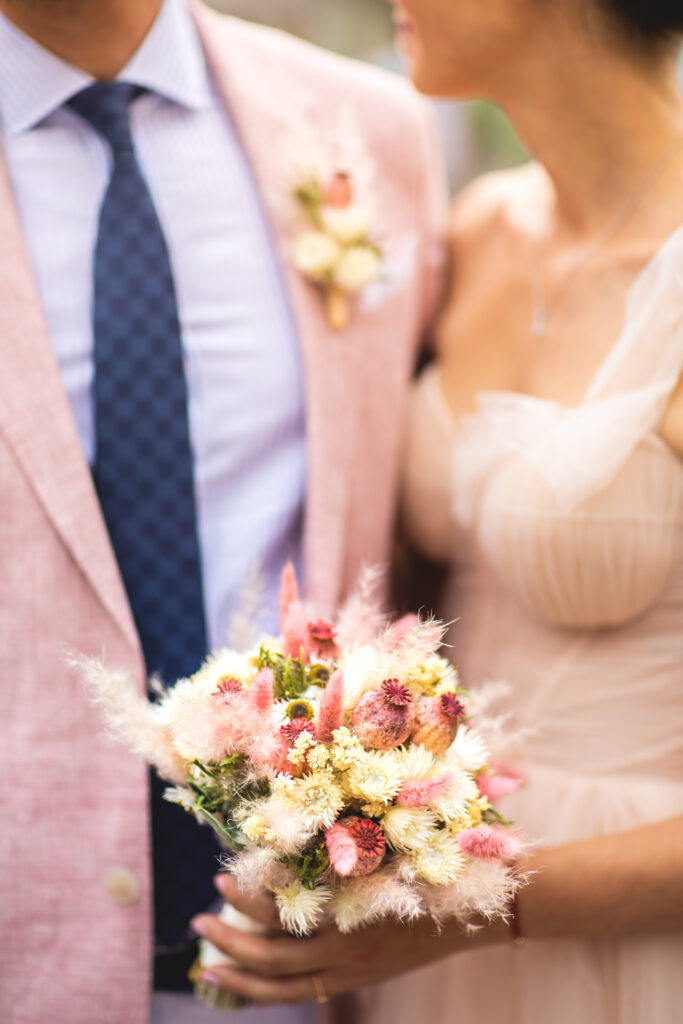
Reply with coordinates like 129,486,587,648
402,225,683,780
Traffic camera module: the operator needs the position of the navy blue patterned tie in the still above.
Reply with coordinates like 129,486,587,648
69,82,221,961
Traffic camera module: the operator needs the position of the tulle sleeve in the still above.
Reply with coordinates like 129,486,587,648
453,225,683,522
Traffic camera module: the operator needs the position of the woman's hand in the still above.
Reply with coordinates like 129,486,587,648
191,874,506,1004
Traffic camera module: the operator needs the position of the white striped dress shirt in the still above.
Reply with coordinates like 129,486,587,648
0,0,306,647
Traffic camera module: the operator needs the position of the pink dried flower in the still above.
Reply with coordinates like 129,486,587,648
397,772,454,808
282,601,311,660
353,680,415,750
275,718,317,777
281,719,316,745
384,615,443,656
212,677,243,700
477,762,524,800
457,825,521,863
325,821,358,875
326,171,353,208
307,620,339,661
326,816,386,877
316,670,344,743
384,614,420,650
279,561,300,631
411,694,463,754
381,679,413,706
249,668,275,715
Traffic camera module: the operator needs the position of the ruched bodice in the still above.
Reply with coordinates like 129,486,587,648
358,228,683,1024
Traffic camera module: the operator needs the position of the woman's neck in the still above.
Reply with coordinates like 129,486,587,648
489,29,683,239
0,0,163,78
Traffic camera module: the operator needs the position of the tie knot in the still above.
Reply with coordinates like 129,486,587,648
69,81,142,155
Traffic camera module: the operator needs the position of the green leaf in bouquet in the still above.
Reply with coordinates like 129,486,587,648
196,807,247,852
286,839,330,891
257,645,311,701
482,806,513,828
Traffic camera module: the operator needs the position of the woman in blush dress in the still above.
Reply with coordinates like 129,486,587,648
182,1,683,1020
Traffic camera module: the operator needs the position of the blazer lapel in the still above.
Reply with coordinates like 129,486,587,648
0,150,139,651
193,4,361,615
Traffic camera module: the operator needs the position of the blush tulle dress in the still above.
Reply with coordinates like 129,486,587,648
357,227,683,1024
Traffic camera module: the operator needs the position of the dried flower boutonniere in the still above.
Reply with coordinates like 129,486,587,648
291,171,382,331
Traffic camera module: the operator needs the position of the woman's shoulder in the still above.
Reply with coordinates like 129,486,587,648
448,162,547,249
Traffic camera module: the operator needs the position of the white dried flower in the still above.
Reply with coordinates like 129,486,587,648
333,246,381,292
382,806,438,852
292,231,340,279
407,654,456,692
333,878,375,933
411,831,465,886
442,726,490,774
345,750,403,805
248,794,315,855
191,648,258,692
228,847,290,892
276,772,345,830
338,645,399,711
273,881,331,936
163,786,198,813
320,203,374,243
395,743,436,780
431,766,479,822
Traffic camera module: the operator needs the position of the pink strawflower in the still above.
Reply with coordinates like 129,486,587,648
274,719,316,777
281,718,316,745
307,619,339,661
316,670,344,743
397,772,453,807
326,816,386,877
457,825,521,863
279,561,300,631
353,680,415,750
326,171,353,208
212,677,243,701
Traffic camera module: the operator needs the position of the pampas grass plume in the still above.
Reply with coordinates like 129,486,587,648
457,825,522,863
316,670,344,743
325,821,358,876
397,772,453,808
70,653,186,783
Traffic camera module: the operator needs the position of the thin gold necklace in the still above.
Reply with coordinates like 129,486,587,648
530,132,683,340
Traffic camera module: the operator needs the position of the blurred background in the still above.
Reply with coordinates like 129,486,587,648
206,0,529,191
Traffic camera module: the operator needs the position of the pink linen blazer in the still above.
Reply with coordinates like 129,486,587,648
0,5,447,1022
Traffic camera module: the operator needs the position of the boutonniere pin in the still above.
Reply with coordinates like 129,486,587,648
291,171,382,331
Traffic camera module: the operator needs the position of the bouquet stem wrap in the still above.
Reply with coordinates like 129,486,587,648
192,902,267,1011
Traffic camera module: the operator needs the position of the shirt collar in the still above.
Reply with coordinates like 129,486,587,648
0,0,211,137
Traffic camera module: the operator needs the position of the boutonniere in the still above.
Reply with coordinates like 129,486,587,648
290,170,382,331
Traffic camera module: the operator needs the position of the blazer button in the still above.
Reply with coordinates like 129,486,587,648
103,867,141,906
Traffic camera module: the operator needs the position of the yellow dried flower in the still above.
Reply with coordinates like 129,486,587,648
330,727,365,771
288,731,317,767
241,816,268,842
276,771,345,829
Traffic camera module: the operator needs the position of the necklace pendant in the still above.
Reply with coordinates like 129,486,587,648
531,303,547,339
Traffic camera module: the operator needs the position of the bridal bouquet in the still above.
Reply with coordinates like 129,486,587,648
78,566,521,1010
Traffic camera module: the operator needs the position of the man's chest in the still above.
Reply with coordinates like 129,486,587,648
2,93,304,468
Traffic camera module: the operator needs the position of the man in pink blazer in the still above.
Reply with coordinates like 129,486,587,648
0,0,446,1021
